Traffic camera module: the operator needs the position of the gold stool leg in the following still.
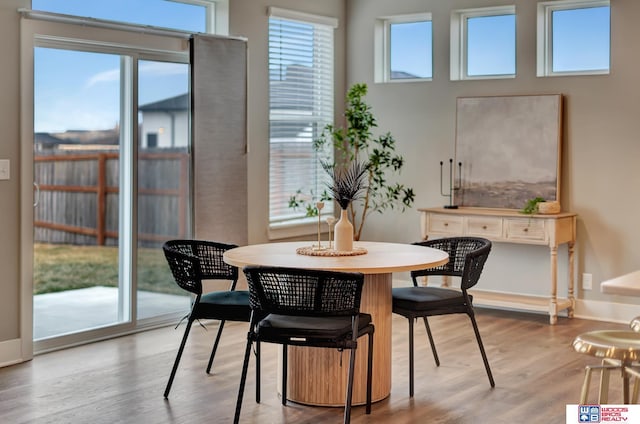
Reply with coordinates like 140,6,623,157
581,366,594,404
623,370,630,404
599,359,618,404
624,366,640,403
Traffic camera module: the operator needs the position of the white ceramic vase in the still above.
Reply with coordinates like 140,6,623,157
334,208,353,252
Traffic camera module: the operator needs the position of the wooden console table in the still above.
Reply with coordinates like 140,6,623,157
418,207,577,324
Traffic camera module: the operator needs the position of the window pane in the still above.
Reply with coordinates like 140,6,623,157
137,60,191,321
467,14,516,76
33,48,124,339
390,21,432,79
31,0,206,33
552,6,610,73
268,16,334,224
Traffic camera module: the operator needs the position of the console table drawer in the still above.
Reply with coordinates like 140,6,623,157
466,217,503,238
427,214,463,234
505,219,547,242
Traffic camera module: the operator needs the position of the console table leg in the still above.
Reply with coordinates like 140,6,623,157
549,245,559,325
567,241,576,318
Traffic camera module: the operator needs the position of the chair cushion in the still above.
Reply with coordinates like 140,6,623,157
392,286,469,311
192,290,251,322
256,313,372,343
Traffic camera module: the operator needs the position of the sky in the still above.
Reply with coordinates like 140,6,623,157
32,1,610,133
33,0,202,133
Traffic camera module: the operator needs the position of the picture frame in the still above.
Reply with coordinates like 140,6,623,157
454,94,563,209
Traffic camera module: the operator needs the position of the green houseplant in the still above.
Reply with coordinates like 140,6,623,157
521,197,546,215
289,83,414,241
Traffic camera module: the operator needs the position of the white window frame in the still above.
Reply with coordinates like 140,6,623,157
450,5,516,81
374,13,433,83
28,0,226,35
175,0,228,35
267,7,337,238
537,0,610,77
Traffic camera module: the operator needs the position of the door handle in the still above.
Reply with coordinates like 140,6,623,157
33,181,40,207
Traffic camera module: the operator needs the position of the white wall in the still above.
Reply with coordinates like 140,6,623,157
345,0,640,308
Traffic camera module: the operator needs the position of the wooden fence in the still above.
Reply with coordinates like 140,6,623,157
34,149,190,247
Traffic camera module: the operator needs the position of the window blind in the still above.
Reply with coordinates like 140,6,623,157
268,12,335,225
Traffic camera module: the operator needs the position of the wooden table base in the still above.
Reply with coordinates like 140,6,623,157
282,273,392,406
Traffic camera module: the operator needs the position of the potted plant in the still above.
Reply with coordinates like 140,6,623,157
289,83,414,241
521,197,546,215
521,197,561,215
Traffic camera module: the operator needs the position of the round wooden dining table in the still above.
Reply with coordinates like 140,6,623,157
223,240,448,406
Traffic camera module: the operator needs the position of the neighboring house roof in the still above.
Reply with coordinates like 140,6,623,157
139,93,189,112
35,129,119,147
390,70,420,79
35,132,67,147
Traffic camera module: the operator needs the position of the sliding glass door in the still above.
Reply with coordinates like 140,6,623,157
33,45,191,350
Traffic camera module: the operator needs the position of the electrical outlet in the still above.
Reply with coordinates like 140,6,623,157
0,159,9,180
582,273,593,291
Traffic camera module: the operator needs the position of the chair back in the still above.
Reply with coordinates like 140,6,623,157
411,237,491,290
243,266,365,317
163,239,239,295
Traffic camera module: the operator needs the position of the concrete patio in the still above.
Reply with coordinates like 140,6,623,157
33,286,189,340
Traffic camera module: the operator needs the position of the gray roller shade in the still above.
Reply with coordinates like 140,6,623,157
191,34,248,245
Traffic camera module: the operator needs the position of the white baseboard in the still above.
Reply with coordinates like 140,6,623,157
573,298,640,325
0,338,25,368
393,277,638,325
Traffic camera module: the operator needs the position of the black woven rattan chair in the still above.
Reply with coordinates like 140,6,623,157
162,239,251,398
234,266,374,424
392,237,494,397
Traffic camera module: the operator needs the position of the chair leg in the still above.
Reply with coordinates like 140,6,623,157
282,344,288,406
343,346,358,424
206,320,225,374
233,337,254,424
422,316,440,367
408,317,415,397
164,318,194,398
366,331,373,414
256,341,261,404
468,312,495,387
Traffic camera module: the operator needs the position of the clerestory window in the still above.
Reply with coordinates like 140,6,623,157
450,5,516,80
537,0,610,76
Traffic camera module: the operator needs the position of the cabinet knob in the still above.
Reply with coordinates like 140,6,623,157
523,228,529,232
482,225,487,230
444,222,448,227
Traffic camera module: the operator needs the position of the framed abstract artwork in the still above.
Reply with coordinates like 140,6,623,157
454,94,563,209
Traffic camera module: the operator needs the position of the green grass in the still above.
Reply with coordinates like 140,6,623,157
34,243,181,295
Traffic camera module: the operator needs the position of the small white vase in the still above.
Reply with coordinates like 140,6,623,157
334,208,353,252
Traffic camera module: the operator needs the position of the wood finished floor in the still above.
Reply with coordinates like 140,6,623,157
0,308,630,423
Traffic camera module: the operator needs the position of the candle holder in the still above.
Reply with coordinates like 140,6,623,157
314,202,326,250
440,159,462,209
